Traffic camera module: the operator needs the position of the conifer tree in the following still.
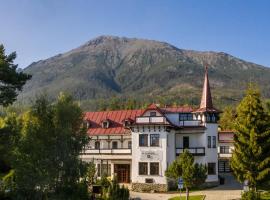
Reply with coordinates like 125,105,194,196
231,85,270,191
0,44,31,106
218,106,236,131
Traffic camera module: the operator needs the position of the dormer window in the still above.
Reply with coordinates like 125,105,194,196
86,121,91,129
150,112,156,117
123,119,130,127
102,120,110,128
84,120,91,129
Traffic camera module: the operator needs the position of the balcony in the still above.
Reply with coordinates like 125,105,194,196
82,148,132,155
176,147,205,156
136,116,167,124
218,153,232,158
179,120,202,127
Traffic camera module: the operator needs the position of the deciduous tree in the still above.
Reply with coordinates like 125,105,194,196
9,93,89,199
166,150,207,200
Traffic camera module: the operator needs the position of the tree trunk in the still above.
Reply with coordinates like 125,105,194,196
186,187,189,200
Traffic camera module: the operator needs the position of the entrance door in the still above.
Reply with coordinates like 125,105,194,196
114,164,130,183
218,160,231,173
183,136,189,149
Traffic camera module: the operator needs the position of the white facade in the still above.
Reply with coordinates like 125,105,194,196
81,109,220,186
81,68,221,189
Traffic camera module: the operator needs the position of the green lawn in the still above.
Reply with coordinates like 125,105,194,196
168,195,205,200
261,191,270,200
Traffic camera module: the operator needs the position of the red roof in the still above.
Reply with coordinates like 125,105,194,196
84,106,194,135
84,109,144,135
161,107,193,113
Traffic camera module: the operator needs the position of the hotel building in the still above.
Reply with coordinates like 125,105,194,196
81,68,223,192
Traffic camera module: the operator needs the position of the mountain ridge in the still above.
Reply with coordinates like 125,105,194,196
22,35,270,110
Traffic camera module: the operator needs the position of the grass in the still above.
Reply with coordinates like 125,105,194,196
261,191,270,200
168,195,205,200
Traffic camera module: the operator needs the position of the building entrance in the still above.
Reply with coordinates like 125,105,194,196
114,164,130,183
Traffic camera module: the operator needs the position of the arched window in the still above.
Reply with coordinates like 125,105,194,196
102,120,110,128
206,114,211,122
95,141,100,149
212,114,216,123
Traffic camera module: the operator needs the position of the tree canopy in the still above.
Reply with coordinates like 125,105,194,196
231,85,270,191
1,94,90,199
0,44,31,106
166,150,207,200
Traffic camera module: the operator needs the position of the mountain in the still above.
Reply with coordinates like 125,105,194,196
21,35,270,110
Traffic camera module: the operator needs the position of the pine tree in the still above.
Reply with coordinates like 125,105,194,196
231,85,270,191
218,106,236,131
0,44,31,106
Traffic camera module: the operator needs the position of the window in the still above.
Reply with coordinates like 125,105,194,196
112,141,118,149
139,134,148,147
206,114,211,122
212,114,216,122
97,163,111,177
95,141,100,149
150,162,159,175
150,112,156,117
102,121,109,128
207,136,211,148
208,163,216,175
139,162,148,175
150,134,160,147
179,113,193,121
220,146,230,154
183,136,189,149
212,136,216,148
123,120,129,127
128,141,132,149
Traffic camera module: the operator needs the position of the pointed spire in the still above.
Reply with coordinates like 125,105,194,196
199,64,213,109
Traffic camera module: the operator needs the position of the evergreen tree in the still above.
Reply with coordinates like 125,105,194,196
231,85,270,191
165,150,207,200
0,44,31,106
218,106,236,131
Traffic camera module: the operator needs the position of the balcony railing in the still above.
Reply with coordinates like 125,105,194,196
179,120,202,127
176,147,205,156
136,116,167,124
82,148,132,155
218,153,232,158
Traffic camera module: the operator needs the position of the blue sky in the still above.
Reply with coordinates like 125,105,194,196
1,0,269,68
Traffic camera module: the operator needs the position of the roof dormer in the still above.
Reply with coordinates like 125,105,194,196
84,120,91,129
122,118,133,127
101,119,110,129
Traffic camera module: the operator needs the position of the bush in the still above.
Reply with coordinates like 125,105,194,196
107,179,129,200
242,190,261,200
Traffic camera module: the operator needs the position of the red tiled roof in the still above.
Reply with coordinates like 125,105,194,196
161,107,194,113
84,109,144,135
84,106,194,135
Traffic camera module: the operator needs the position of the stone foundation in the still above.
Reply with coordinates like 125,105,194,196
131,183,168,193
203,181,219,188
